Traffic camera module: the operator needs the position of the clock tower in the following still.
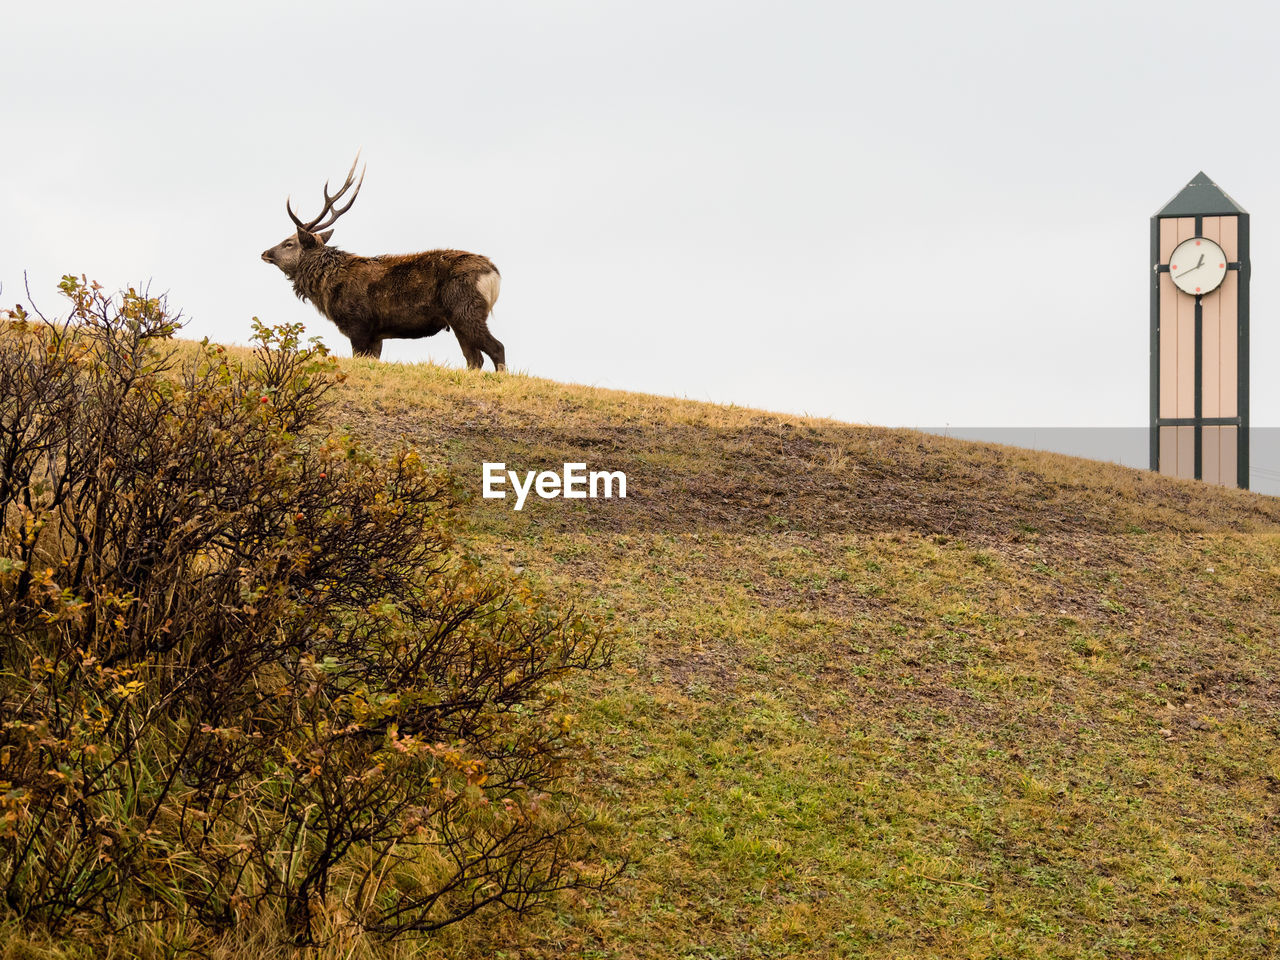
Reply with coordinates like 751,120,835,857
1150,173,1250,488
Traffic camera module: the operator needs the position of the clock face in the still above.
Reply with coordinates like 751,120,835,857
1169,236,1228,295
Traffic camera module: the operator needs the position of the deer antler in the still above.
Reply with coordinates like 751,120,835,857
287,153,366,234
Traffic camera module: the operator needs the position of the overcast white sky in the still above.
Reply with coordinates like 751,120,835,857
4,1,1278,427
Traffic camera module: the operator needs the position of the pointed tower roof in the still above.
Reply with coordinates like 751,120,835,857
1155,171,1248,217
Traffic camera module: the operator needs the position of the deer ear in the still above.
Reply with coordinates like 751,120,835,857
318,230,334,244
296,228,318,248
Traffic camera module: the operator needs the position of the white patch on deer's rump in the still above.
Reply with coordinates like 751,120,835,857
476,271,501,310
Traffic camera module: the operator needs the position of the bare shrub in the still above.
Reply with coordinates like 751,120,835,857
0,277,611,945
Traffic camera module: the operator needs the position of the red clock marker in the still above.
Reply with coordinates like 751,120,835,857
1195,240,1201,245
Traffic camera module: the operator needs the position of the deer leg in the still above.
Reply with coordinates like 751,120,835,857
350,334,382,359
457,339,485,370
451,303,505,371
478,330,506,372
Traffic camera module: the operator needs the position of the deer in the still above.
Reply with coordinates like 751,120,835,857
261,156,505,370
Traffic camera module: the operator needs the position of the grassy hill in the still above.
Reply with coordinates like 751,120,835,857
325,359,1280,959
9,346,1279,960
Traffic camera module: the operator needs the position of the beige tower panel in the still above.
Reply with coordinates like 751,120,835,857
1159,217,1197,421
1177,425,1195,478
1157,218,1178,420
1219,269,1238,417
1203,292,1222,416
1158,425,1175,475
1200,219,1222,417
1218,216,1239,418
1159,273,1178,417
1220,426,1238,488
1202,425,1220,485
1175,218,1197,420
1219,215,1239,260
1176,277,1195,418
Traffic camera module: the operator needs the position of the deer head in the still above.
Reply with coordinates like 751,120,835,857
261,154,365,276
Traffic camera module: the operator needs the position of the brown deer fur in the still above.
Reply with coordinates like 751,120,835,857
261,159,505,369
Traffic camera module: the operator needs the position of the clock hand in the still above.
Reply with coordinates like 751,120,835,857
1175,263,1203,278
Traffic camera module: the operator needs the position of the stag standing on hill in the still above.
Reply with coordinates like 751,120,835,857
261,156,505,370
